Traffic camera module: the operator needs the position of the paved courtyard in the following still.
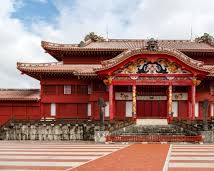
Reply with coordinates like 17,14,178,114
0,141,214,170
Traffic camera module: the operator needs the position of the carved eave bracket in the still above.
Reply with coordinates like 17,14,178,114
192,78,201,86
103,76,113,86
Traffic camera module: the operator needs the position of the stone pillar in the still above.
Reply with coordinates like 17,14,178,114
191,85,196,120
168,85,173,117
132,84,137,119
109,84,114,120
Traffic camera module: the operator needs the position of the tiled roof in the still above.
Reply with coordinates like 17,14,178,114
41,39,214,52
17,62,101,76
0,89,40,101
17,48,214,77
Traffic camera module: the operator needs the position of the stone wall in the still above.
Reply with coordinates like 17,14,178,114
0,119,134,141
3,123,97,141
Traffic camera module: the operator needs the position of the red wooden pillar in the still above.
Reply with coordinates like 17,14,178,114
40,81,44,118
167,85,173,122
187,86,192,120
191,85,196,120
109,84,114,120
132,84,137,119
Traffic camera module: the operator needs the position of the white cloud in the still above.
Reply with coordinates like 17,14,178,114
0,0,214,88
0,0,52,88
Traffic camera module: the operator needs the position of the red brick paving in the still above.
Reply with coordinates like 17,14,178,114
168,169,214,171
71,144,169,171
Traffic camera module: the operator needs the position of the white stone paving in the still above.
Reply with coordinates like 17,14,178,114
0,141,128,171
168,144,214,170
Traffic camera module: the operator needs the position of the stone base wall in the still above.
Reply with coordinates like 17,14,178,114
200,131,214,143
0,119,134,141
2,123,99,141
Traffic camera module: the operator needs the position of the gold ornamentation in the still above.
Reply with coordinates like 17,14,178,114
117,58,190,75
168,85,173,115
167,62,179,73
132,85,137,116
123,63,138,74
103,76,113,85
192,78,201,86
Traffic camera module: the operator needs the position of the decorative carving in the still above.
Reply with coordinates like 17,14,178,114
132,85,137,117
146,38,158,51
78,32,104,47
168,85,173,115
118,58,190,75
195,33,214,46
103,76,113,85
192,78,201,86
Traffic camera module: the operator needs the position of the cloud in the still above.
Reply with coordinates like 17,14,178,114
0,0,52,88
0,0,214,88
35,0,214,41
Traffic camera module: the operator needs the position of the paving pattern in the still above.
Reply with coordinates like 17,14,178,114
72,143,169,171
0,141,127,171
168,144,214,171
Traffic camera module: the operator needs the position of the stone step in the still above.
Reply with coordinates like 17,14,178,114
136,119,168,126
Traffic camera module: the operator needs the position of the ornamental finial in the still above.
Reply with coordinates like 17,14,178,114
195,33,214,46
146,38,158,51
78,32,104,47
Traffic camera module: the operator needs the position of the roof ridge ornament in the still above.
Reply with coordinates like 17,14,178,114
195,33,214,46
78,32,105,47
146,38,158,51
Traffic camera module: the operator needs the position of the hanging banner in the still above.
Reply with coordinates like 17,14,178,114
115,92,188,101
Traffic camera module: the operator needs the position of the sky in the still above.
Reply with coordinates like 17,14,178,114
0,0,214,88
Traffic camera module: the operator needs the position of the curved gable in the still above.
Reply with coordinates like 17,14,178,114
96,48,210,77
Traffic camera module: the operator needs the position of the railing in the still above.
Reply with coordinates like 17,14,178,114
106,135,202,142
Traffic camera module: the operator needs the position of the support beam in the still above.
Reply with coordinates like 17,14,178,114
191,85,196,120
109,84,114,120
132,84,137,119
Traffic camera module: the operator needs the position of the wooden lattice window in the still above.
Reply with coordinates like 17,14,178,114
64,85,71,94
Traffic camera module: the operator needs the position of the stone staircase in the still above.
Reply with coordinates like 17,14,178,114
106,121,202,142
110,123,198,136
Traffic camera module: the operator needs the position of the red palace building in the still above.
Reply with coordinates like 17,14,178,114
1,32,214,126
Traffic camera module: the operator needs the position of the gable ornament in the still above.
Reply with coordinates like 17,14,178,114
146,38,159,51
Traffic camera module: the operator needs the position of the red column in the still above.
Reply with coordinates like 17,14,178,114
167,85,173,122
188,86,192,120
132,84,137,119
109,84,114,120
191,85,196,120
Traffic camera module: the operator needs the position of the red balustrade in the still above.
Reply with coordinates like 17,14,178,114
106,135,202,142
